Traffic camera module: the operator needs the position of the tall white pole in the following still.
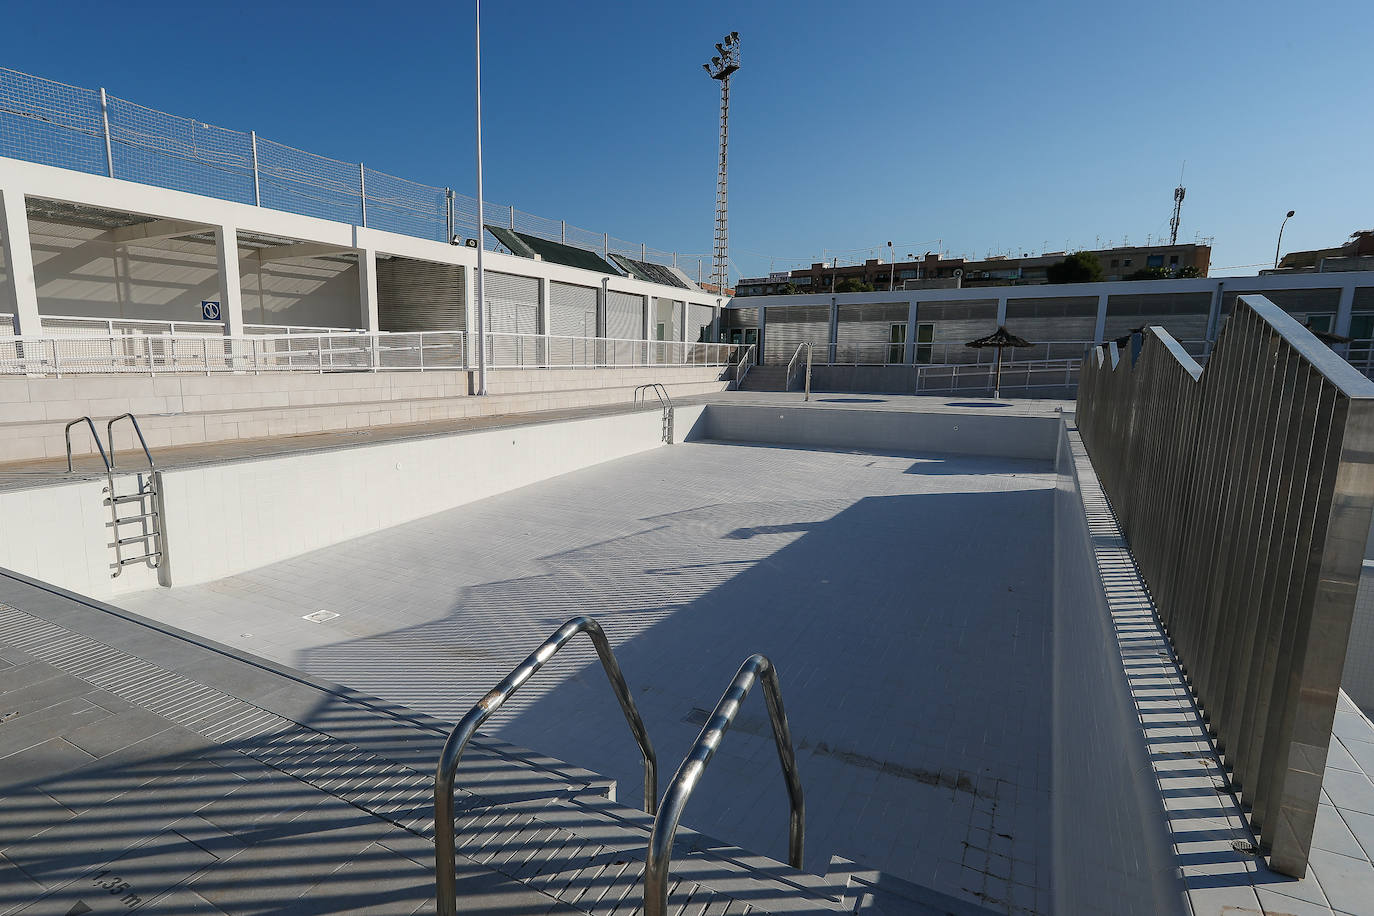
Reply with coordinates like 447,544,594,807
473,0,488,395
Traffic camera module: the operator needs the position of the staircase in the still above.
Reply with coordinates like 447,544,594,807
738,365,789,392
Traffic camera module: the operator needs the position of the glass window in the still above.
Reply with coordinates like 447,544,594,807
1124,259,1133,267
888,323,907,364
1350,315,1374,341
1147,255,1165,268
1306,314,1333,333
916,322,935,363
1169,255,1180,265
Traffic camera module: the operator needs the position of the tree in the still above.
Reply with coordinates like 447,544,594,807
835,278,876,293
1125,266,1172,281
773,282,800,296
1175,265,1202,278
1045,251,1104,284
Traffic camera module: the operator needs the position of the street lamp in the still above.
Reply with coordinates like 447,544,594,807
1274,209,1296,270
887,241,895,290
472,0,488,395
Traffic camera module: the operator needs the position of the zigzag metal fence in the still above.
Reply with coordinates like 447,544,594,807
1077,294,1374,877
0,67,705,270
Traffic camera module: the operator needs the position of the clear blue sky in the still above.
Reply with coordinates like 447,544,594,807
3,0,1370,279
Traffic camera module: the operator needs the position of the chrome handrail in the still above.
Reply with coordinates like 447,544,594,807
435,616,658,916
733,343,754,388
64,417,111,473
643,654,804,916
106,413,155,470
633,382,673,409
785,342,813,398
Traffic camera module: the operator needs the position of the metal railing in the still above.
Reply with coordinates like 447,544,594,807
64,417,109,473
733,343,755,388
0,312,361,338
823,338,1209,367
0,66,707,271
785,342,813,398
914,358,1081,394
0,330,741,376
434,616,657,916
104,413,162,574
1076,294,1374,877
644,654,804,916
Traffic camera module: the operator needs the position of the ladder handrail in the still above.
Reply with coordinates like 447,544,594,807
643,654,804,916
435,615,658,916
785,342,813,395
64,417,111,473
633,382,673,409
106,413,155,470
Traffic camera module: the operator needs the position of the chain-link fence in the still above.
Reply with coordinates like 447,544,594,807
0,67,708,272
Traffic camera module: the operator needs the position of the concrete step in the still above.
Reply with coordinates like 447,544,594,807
738,366,789,392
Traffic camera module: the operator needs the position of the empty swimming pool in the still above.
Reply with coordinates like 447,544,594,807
119,434,1057,911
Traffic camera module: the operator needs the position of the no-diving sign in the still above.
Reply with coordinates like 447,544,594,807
201,300,221,321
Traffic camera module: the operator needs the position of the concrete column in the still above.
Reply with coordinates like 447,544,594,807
1092,293,1109,346
358,249,380,332
598,278,610,338
828,297,839,362
758,305,767,364
539,277,553,367
1204,282,1225,355
905,300,919,364
996,295,1008,327
0,187,40,337
463,264,479,371
1335,281,1356,339
214,225,245,336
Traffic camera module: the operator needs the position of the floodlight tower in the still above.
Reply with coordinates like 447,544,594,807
703,32,740,297
1169,163,1186,246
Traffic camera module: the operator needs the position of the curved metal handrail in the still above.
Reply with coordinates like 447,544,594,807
785,342,813,398
644,654,804,916
633,382,673,409
435,615,658,916
64,417,111,473
106,413,156,470
734,343,755,387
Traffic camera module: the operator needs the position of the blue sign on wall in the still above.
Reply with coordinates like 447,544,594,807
201,300,221,321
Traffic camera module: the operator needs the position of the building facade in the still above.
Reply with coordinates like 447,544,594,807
735,243,1212,296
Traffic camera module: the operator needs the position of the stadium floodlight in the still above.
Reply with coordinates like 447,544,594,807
704,32,740,297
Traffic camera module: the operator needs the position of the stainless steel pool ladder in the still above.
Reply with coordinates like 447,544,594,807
634,383,674,443
66,414,162,576
643,653,805,916
434,615,658,916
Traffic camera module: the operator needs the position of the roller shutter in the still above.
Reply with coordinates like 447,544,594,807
607,291,645,340
763,305,829,364
377,259,466,332
687,304,714,342
548,281,598,366
836,303,908,363
483,271,541,366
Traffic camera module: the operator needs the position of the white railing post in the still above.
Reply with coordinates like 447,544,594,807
318,337,324,374
359,163,368,227
99,88,114,178
250,131,261,205
372,332,381,372
419,332,425,372
252,337,260,375
145,334,154,376
203,338,210,376
50,339,60,378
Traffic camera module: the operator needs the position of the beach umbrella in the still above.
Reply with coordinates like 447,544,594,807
965,326,1033,399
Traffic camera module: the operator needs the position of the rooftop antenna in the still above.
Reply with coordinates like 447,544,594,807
1169,161,1186,245
703,31,740,297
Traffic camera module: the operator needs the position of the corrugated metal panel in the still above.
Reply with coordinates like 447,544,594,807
915,300,996,321
1106,291,1210,317
1222,287,1340,315
483,271,540,335
723,307,759,328
1005,296,1098,319
837,303,907,363
376,258,466,332
687,303,714,342
763,305,829,363
549,281,598,337
607,291,644,340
